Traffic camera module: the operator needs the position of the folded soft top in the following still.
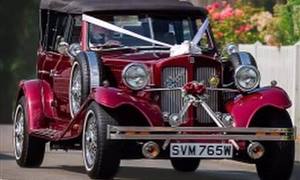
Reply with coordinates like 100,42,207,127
40,0,207,16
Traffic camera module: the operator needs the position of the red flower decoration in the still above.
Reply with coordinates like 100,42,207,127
219,5,234,20
235,24,253,34
183,82,206,95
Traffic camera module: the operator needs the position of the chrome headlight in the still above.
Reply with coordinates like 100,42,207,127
122,63,149,90
234,65,260,91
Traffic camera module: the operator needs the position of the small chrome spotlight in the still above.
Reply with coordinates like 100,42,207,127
142,141,160,159
247,142,265,160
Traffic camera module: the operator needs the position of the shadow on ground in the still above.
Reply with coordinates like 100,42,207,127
39,163,300,180
116,167,258,180
41,165,258,180
0,153,14,160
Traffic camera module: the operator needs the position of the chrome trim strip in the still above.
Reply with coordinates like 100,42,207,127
145,87,182,92
107,125,296,141
144,87,239,93
38,70,50,74
109,126,295,133
86,52,100,89
109,134,294,141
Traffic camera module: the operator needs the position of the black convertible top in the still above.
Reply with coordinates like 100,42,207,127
40,0,207,16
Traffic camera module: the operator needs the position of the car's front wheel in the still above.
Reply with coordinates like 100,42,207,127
170,158,200,172
82,102,121,179
254,110,294,180
13,97,46,167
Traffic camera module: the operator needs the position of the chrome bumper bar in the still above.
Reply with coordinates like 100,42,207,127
107,125,296,141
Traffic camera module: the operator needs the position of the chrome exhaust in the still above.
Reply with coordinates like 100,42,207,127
142,141,160,159
247,142,265,160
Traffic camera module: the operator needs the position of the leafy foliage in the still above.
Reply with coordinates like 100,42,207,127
270,0,300,45
207,1,263,47
0,0,39,123
207,0,300,46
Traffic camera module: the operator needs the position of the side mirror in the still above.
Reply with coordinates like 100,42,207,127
57,41,70,55
220,43,239,61
225,43,239,55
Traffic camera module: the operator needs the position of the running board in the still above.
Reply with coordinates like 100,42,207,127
31,129,62,140
107,125,296,141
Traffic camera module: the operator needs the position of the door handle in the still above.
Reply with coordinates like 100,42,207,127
47,54,54,58
50,70,60,77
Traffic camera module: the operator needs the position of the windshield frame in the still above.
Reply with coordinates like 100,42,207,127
83,13,216,52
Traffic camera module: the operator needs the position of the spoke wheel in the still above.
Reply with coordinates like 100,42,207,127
14,105,25,160
70,62,82,117
83,110,98,171
82,102,121,179
69,53,97,118
13,97,45,167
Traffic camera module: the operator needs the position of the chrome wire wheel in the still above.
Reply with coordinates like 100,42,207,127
13,104,25,160
13,97,45,167
82,102,121,179
83,110,98,171
69,62,82,117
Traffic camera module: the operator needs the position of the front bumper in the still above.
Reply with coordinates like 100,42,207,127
107,125,296,141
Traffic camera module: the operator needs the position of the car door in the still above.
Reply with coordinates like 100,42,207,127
39,11,75,121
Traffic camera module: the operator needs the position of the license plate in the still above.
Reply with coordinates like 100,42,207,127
170,143,233,158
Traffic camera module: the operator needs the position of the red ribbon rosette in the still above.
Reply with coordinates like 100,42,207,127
183,81,206,95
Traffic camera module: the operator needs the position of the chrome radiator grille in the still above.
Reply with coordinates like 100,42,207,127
161,67,187,117
160,67,219,124
195,67,219,124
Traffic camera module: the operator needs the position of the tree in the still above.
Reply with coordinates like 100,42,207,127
0,0,39,124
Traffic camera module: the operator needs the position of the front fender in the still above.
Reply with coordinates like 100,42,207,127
91,87,163,126
225,87,291,127
17,80,54,132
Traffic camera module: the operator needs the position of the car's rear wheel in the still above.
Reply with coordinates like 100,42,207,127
253,110,294,180
13,97,45,167
170,158,200,172
82,102,121,179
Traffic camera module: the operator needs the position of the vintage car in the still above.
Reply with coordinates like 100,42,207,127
13,0,296,179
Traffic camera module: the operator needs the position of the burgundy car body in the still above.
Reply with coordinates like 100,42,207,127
18,51,293,142
15,0,295,165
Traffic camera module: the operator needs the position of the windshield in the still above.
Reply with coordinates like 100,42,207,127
88,15,212,49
